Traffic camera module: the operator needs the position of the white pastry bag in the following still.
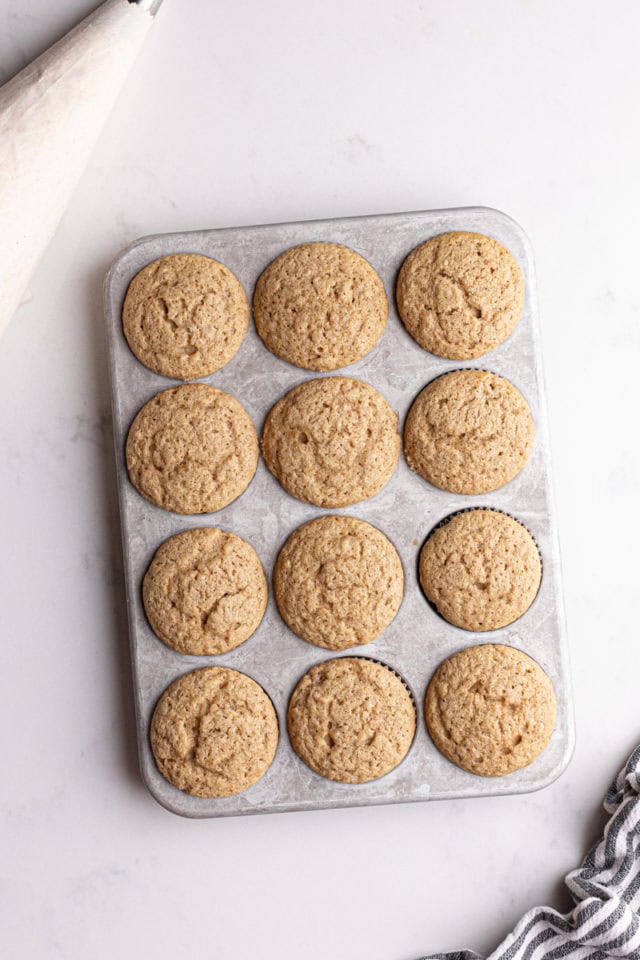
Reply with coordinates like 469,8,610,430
0,0,165,338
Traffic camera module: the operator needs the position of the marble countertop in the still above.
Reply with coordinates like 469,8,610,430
1,2,639,958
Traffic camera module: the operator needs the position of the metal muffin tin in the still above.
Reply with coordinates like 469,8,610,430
104,206,573,818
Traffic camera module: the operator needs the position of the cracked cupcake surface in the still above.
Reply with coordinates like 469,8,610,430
425,644,556,777
122,254,248,380
288,658,416,783
150,667,278,797
403,369,535,494
254,242,388,371
420,510,541,631
262,376,400,507
126,383,258,514
396,231,524,360
143,528,267,656
274,515,403,650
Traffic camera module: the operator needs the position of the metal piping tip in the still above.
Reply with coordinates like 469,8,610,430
130,0,165,15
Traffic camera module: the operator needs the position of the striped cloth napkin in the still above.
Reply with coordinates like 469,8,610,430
424,744,640,960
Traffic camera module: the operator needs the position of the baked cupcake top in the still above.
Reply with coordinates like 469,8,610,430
420,509,541,631
396,232,524,360
123,254,248,379
262,376,400,507
274,515,403,650
150,667,278,797
126,383,258,514
143,527,268,656
288,657,415,783
254,242,388,371
425,644,556,777
403,369,534,494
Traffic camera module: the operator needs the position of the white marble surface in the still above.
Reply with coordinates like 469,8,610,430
1,2,639,958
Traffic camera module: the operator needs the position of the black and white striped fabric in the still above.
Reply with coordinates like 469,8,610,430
424,744,640,960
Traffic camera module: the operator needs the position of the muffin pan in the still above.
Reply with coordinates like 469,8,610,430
104,206,573,818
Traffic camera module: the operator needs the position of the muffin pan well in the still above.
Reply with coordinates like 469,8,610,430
104,206,573,818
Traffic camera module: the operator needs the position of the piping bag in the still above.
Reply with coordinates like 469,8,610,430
0,0,165,338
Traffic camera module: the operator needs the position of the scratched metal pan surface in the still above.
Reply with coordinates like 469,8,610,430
103,206,574,819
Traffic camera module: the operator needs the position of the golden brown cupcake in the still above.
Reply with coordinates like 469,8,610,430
254,242,387,370
274,516,403,650
150,667,278,797
126,384,258,514
262,376,400,507
123,254,248,379
404,370,534,494
143,528,267,655
288,658,415,783
397,232,524,359
425,644,556,777
419,510,541,630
